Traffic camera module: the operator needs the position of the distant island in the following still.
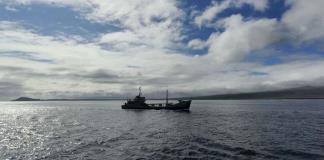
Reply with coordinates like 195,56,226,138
12,86,324,101
12,97,126,101
13,97,41,101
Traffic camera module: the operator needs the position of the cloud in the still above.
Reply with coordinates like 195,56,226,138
194,0,231,27
99,31,141,46
188,38,207,50
2,0,185,50
0,81,24,100
257,59,324,88
85,0,185,49
206,14,281,64
1,0,324,100
194,0,324,65
0,51,54,63
237,0,268,11
4,5,18,12
194,0,268,27
282,0,324,41
0,20,203,98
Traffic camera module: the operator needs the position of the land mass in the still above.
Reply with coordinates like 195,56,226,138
12,97,126,101
13,97,41,101
12,86,324,101
186,86,324,100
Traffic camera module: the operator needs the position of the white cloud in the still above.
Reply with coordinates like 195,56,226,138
1,20,324,99
194,0,231,27
1,0,324,100
188,38,207,50
237,0,268,11
282,0,324,41
194,0,268,27
0,21,202,99
258,59,324,87
206,15,281,64
200,0,324,65
99,31,142,50
2,0,185,50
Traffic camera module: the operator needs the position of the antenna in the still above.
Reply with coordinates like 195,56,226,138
139,87,142,96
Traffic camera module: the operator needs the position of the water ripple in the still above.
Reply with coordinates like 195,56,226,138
0,100,323,160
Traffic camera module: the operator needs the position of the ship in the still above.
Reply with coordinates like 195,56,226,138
122,87,191,110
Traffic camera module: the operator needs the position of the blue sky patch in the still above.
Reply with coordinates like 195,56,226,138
0,3,120,40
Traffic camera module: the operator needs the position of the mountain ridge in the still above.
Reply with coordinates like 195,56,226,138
12,86,324,101
185,86,324,100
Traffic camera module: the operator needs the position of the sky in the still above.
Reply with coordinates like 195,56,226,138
0,0,324,100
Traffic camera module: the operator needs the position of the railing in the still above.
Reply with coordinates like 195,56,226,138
147,103,167,107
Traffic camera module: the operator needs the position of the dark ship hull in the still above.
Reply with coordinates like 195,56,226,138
122,88,192,110
122,100,191,110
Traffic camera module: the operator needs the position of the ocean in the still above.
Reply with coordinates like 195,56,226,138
0,100,323,160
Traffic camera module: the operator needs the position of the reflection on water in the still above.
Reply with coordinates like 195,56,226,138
0,100,324,159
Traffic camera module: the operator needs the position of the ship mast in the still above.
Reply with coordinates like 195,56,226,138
139,87,142,97
166,89,168,104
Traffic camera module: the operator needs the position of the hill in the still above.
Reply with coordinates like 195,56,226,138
187,86,324,100
12,97,41,101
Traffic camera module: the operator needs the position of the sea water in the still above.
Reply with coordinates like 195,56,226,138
0,100,323,160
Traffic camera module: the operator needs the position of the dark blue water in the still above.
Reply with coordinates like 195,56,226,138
0,100,323,160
